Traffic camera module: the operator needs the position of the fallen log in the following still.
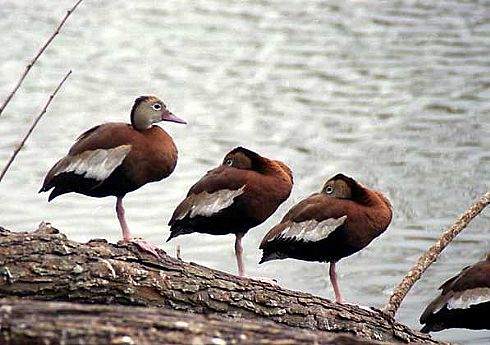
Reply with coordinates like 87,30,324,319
0,298,387,345
0,223,440,344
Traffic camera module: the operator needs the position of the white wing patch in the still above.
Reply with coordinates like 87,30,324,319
177,185,246,220
56,145,131,181
446,287,490,310
275,216,347,243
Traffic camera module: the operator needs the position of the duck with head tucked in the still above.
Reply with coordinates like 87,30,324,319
420,253,490,333
40,95,186,257
168,147,293,277
259,173,392,303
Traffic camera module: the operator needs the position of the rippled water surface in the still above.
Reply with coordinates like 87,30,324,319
1,1,490,343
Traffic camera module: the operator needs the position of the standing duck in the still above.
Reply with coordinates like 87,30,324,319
259,173,392,303
420,253,490,332
40,95,186,256
167,147,293,277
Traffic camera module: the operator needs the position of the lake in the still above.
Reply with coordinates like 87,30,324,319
1,1,489,343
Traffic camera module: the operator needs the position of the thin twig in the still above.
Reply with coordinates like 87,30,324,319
0,0,83,116
0,70,72,183
176,244,181,260
383,191,490,318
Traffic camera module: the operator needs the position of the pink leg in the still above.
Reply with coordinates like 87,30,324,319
234,233,276,284
115,196,160,258
116,196,132,241
329,261,344,303
235,233,245,277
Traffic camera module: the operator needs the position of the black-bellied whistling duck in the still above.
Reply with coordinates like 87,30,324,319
420,253,490,333
40,95,186,256
167,147,293,277
259,173,392,303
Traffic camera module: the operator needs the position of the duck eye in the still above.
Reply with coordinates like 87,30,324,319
152,103,162,111
325,186,334,194
225,159,233,166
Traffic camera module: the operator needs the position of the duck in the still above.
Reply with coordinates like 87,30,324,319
259,173,392,303
167,146,293,277
39,95,186,256
420,253,490,333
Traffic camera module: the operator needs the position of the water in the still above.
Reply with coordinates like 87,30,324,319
1,1,489,343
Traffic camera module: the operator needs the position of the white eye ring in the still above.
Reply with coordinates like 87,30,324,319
325,186,334,194
153,103,162,111
225,159,233,166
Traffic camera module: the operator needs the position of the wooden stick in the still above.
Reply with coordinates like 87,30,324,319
383,191,490,318
0,70,72,183
0,0,82,116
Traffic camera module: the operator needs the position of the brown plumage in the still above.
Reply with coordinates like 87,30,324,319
40,95,186,256
259,173,392,303
420,253,490,333
168,146,293,277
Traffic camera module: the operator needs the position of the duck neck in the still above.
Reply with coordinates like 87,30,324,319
269,160,293,184
130,104,153,130
357,189,391,211
131,113,152,130
352,187,375,206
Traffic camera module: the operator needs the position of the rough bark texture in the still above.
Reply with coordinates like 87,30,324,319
0,298,388,345
0,223,440,344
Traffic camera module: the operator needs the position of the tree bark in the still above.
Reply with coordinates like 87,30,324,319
0,223,440,344
0,298,388,345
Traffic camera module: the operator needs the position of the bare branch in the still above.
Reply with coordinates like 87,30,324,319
0,70,72,183
383,191,490,318
0,0,82,116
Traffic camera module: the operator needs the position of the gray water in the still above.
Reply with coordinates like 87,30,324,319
1,1,489,343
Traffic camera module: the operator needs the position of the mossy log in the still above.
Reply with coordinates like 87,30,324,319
0,223,441,344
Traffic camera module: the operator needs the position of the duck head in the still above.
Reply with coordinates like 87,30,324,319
321,173,364,200
222,147,265,171
130,95,186,130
